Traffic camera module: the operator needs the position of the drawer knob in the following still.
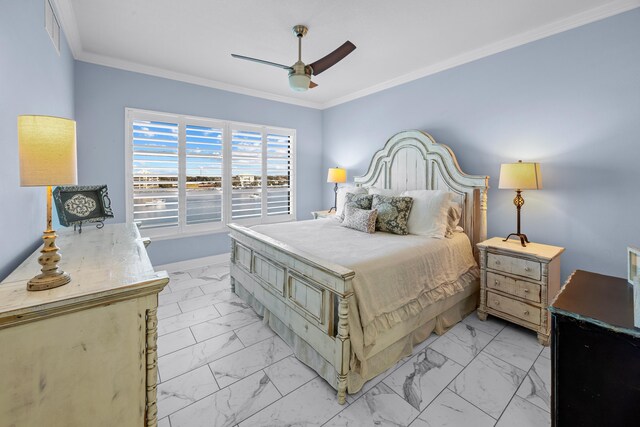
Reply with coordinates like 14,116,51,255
494,300,500,305
494,280,499,286
524,310,530,316
525,267,531,272
495,261,501,265
524,289,529,293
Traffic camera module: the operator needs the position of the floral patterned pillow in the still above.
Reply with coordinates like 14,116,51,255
340,193,373,221
371,194,414,235
341,205,378,234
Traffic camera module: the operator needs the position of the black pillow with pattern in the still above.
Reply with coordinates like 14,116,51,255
340,193,373,222
371,194,414,235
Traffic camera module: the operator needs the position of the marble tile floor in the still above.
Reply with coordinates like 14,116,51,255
157,260,551,427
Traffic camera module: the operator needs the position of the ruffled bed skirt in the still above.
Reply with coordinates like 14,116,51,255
235,274,479,395
362,267,479,346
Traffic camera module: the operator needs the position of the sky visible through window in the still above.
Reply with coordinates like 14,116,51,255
132,121,290,180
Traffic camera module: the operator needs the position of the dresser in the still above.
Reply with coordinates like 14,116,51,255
549,270,640,426
0,223,169,427
477,237,564,345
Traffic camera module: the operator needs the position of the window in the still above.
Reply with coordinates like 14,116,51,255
126,109,295,238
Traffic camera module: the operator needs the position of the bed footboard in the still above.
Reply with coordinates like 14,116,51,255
228,223,355,404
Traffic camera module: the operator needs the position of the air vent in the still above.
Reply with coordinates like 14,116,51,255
45,0,60,54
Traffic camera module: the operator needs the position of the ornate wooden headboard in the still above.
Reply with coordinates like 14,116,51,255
353,130,489,257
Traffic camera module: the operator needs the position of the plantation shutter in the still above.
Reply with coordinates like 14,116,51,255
266,132,293,216
185,124,224,225
131,120,179,229
231,128,262,220
127,109,295,236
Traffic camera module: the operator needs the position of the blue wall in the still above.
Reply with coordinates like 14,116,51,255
0,0,75,280
5,2,638,280
322,9,640,281
73,62,324,266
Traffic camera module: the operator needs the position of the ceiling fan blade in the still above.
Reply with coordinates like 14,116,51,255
309,81,318,89
231,54,292,70
308,41,356,76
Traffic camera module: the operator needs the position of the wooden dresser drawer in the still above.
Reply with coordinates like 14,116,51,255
487,271,541,303
487,291,541,325
487,253,541,281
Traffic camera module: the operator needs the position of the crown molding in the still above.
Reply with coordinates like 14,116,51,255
321,0,640,109
75,51,323,109
53,0,639,111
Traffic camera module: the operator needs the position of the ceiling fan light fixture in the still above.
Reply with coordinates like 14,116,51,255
288,73,310,92
232,24,355,93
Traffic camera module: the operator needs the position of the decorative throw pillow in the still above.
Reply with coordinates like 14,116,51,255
340,205,378,234
340,193,373,221
335,186,367,217
401,190,453,238
371,194,414,235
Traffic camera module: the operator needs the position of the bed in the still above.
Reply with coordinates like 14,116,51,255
228,130,489,404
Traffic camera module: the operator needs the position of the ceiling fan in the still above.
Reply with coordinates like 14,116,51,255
231,25,356,92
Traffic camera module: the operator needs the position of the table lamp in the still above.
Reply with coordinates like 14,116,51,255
499,160,541,247
327,167,346,212
18,115,78,291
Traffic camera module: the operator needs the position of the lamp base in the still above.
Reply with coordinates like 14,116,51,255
27,228,71,291
503,232,530,247
27,270,71,291
327,182,339,214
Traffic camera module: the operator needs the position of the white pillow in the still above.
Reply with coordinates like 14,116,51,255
445,202,462,238
336,186,367,217
366,186,400,197
401,190,453,238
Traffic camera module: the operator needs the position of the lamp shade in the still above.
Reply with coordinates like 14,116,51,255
18,115,77,187
327,167,346,184
499,160,542,190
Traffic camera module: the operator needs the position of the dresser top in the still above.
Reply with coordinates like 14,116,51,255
477,237,564,261
0,223,168,325
550,270,639,338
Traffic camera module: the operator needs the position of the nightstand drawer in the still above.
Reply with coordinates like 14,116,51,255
487,272,541,303
487,253,541,281
487,291,541,325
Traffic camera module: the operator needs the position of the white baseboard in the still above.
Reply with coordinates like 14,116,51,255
154,253,230,272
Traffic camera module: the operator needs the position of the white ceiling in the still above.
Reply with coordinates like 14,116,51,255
55,0,639,109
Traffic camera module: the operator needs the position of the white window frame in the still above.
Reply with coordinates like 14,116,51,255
125,108,296,239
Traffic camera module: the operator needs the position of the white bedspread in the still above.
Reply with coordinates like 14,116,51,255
251,218,478,348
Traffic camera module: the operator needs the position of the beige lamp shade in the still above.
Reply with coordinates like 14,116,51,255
499,160,542,190
327,167,346,184
18,115,78,187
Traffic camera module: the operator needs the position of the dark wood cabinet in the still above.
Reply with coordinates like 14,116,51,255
549,270,640,427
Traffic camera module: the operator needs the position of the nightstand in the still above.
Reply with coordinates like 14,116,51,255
477,237,564,345
311,210,335,219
